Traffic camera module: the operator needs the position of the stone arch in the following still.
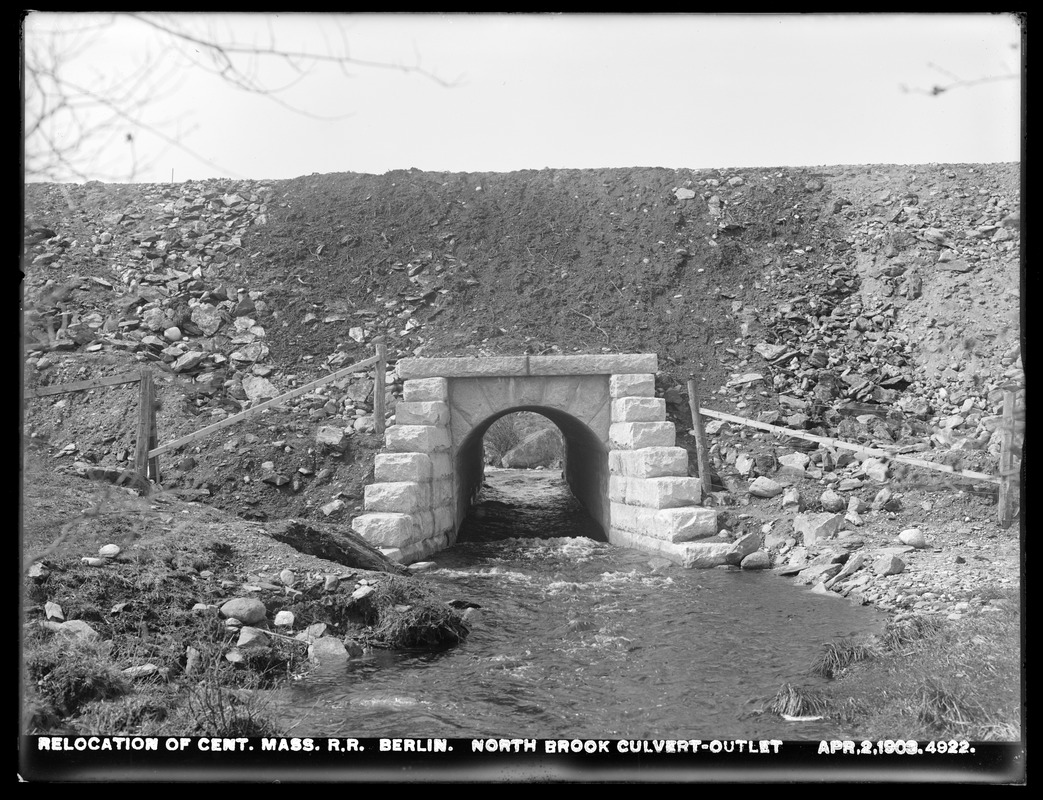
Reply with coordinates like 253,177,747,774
351,355,726,568
453,404,610,538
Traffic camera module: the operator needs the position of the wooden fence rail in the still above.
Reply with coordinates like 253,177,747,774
149,353,381,459
694,406,1003,486
25,345,388,495
24,368,156,490
23,370,142,399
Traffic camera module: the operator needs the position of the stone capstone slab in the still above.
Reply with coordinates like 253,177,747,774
397,354,657,378
527,354,657,375
398,356,529,379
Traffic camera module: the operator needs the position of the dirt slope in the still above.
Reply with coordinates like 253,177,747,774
22,163,1022,538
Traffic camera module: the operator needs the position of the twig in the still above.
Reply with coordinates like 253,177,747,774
567,308,609,339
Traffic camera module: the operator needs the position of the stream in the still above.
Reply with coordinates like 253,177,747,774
274,469,885,741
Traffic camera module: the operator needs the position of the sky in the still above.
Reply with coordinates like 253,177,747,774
22,12,1024,184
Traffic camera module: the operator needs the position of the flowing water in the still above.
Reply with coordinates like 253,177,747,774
275,469,884,740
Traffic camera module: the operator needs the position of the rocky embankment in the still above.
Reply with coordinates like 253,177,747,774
22,166,1022,612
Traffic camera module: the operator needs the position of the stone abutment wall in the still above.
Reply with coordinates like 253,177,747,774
352,355,733,567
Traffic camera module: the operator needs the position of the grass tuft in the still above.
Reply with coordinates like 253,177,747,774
24,627,130,718
881,614,945,651
812,639,879,678
913,677,984,731
769,683,831,717
352,574,470,648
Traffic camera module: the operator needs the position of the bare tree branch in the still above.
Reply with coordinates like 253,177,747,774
900,47,1020,97
23,12,459,182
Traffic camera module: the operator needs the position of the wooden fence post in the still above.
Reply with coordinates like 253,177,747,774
998,388,1016,528
686,377,713,498
374,340,387,436
133,369,155,492
148,379,160,484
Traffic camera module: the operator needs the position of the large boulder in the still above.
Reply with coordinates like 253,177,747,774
220,597,267,626
500,428,562,468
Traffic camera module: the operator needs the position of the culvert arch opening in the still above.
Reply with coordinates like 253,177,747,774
454,406,609,543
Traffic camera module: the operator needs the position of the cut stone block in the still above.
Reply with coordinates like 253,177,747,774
433,505,455,535
609,422,676,450
385,424,451,453
609,529,734,568
429,452,454,479
351,512,421,548
364,481,428,513
611,397,666,423
431,477,455,507
374,452,432,483
394,401,450,426
609,373,656,399
402,377,449,402
610,502,717,543
609,447,689,478
610,475,702,508
415,509,435,537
